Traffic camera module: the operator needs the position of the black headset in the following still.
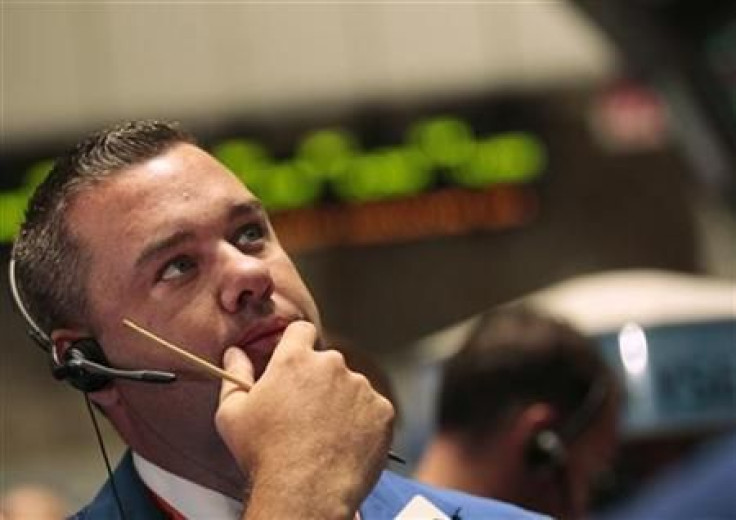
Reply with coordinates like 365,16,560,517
8,258,176,392
524,378,610,472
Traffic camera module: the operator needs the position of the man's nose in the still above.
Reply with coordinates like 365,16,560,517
219,246,274,313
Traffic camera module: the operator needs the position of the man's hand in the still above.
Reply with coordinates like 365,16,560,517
215,321,395,520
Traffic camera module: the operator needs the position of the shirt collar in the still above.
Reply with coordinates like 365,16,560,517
132,452,243,519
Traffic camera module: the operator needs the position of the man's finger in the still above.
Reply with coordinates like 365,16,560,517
220,347,255,403
271,321,318,360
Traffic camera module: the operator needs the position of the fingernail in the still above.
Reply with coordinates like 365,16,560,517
223,346,239,368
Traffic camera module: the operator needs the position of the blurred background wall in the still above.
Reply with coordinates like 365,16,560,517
4,2,612,144
2,0,734,514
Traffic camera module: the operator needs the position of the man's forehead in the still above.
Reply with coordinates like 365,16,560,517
145,151,182,176
135,142,222,177
76,144,248,202
66,145,258,252
129,142,243,183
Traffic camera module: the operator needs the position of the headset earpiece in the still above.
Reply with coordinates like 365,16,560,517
524,378,611,472
52,338,113,392
525,429,567,471
9,258,176,392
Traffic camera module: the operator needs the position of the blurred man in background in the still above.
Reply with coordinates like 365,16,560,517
415,306,621,519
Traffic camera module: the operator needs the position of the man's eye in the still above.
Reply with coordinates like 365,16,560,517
234,223,266,248
158,256,196,281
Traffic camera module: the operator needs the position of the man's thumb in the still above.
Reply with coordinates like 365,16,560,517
220,347,255,401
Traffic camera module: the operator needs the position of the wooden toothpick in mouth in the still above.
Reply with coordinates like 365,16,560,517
123,318,252,391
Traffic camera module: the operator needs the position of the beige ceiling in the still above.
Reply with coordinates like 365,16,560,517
4,1,619,145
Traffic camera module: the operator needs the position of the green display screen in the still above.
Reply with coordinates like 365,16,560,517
1,109,548,249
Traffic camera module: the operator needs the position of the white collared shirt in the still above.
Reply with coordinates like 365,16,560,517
133,452,243,519
134,453,369,520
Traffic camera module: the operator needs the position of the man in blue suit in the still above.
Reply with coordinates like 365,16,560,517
12,120,546,519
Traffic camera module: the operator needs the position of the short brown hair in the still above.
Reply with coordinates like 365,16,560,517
11,120,195,337
437,306,616,443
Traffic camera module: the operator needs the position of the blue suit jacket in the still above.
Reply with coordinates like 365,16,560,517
72,451,546,519
596,433,736,520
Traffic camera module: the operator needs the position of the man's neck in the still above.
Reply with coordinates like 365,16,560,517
134,452,244,519
415,435,516,501
132,435,246,500
110,381,248,499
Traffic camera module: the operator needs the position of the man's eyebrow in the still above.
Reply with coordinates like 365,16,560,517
228,200,265,221
133,201,265,269
135,230,196,269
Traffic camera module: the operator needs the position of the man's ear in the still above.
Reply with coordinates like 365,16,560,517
49,328,89,363
510,402,558,448
48,329,121,406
